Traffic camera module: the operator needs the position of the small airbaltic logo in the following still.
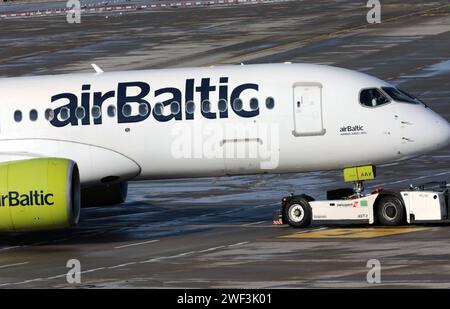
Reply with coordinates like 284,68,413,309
339,125,366,136
340,125,364,132
50,78,260,127
0,191,54,207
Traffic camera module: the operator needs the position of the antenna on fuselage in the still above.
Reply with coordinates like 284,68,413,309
91,63,104,74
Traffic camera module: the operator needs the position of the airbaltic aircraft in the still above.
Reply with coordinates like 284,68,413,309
0,63,449,232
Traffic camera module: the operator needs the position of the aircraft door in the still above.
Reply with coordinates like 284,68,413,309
292,83,326,136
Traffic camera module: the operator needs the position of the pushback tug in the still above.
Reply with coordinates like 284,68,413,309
276,165,450,228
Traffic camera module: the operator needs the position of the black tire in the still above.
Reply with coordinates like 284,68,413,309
376,195,405,226
283,198,312,228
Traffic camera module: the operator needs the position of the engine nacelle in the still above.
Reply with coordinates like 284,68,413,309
0,158,80,232
81,182,128,207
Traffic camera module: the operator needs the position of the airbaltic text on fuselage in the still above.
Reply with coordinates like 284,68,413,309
0,191,54,207
50,78,260,127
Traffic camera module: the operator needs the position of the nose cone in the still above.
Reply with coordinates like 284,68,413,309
400,108,450,157
424,112,450,152
441,119,450,148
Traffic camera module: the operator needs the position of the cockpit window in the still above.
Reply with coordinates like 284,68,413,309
360,88,390,107
381,87,421,104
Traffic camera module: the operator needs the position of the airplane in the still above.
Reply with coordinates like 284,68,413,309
0,63,449,232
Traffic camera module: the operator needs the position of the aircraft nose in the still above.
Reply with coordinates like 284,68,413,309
431,115,450,150
404,109,450,155
443,119,450,147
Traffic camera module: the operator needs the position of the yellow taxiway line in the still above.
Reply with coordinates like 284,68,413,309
281,227,428,239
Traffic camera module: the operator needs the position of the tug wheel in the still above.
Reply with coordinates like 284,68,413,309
376,195,405,226
283,198,312,228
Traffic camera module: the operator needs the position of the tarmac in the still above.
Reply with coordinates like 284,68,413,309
0,0,449,288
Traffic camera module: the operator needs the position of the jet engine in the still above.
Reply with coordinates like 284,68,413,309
0,158,80,232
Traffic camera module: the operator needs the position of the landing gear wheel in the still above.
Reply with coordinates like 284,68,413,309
283,198,312,228
376,195,405,226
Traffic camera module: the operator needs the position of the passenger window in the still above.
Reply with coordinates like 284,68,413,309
60,107,70,121
29,109,38,121
250,98,259,111
186,100,195,114
201,100,211,113
170,101,180,115
107,105,116,117
92,106,101,119
381,87,421,104
139,103,149,117
122,104,132,117
233,98,243,111
75,106,85,120
265,97,275,109
154,103,163,116
14,110,22,122
45,108,54,121
360,88,390,107
218,99,227,112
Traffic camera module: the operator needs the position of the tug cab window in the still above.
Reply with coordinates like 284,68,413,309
360,88,390,107
381,87,421,104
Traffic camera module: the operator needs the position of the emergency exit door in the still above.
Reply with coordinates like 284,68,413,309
292,83,326,136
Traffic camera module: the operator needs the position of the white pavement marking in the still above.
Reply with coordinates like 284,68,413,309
139,257,164,263
166,251,196,259
0,246,26,251
108,262,137,269
198,246,226,253
81,267,106,274
1,0,294,19
0,262,29,269
45,275,66,280
228,241,250,247
0,240,249,286
114,239,160,249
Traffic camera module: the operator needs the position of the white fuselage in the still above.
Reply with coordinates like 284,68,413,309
0,63,449,187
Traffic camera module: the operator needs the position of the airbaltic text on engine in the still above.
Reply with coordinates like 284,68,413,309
0,191,55,207
50,78,260,127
